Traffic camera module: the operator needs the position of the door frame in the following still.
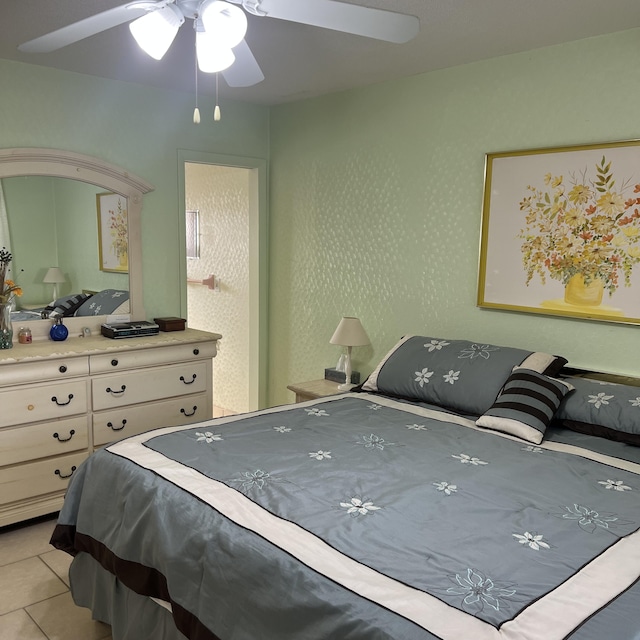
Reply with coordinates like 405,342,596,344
178,150,268,410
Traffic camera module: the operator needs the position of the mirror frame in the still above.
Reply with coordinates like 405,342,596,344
0,148,153,324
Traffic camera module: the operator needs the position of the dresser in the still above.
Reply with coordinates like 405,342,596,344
0,328,221,527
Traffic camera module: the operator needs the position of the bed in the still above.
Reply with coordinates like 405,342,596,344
50,335,640,640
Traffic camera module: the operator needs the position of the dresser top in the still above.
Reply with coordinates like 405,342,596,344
0,328,222,365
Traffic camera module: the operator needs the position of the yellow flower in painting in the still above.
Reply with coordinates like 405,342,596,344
555,236,576,253
562,208,586,227
596,192,626,216
551,175,563,188
538,219,553,234
584,242,614,261
529,236,544,250
629,246,640,259
612,234,628,247
568,184,591,204
519,196,534,211
590,215,616,235
621,225,640,239
544,173,552,185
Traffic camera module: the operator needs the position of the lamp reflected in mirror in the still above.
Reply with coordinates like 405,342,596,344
42,266,65,304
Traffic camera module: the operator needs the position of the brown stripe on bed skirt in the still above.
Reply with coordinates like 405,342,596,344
50,524,223,640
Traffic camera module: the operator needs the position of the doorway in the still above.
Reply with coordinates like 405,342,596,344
178,151,268,413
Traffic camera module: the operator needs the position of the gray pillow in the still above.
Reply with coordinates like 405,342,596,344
361,335,566,416
476,369,574,444
556,376,640,446
75,289,129,316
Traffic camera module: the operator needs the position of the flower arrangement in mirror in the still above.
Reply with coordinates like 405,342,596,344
0,247,22,349
109,199,128,268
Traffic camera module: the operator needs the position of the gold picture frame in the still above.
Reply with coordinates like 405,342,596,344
478,139,640,324
97,192,128,273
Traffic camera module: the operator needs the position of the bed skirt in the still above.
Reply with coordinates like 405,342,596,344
69,553,186,640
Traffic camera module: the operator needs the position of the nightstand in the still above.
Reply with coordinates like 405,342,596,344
287,379,344,403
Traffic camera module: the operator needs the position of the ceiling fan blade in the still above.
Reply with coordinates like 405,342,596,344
18,2,156,54
222,40,264,87
249,0,419,44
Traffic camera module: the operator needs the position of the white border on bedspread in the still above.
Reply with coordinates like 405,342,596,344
107,393,640,640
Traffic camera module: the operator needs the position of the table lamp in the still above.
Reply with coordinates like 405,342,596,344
330,317,370,390
43,267,65,303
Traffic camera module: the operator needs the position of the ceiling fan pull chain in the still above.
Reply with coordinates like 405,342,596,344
193,29,201,124
214,72,221,121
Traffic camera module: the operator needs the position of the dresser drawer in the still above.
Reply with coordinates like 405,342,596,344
0,356,89,385
93,391,212,446
89,341,218,374
0,416,89,467
0,451,87,506
0,380,88,428
92,361,209,410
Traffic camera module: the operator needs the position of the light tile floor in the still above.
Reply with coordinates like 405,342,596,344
0,515,112,640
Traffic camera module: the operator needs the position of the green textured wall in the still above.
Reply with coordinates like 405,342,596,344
268,29,640,405
1,58,269,322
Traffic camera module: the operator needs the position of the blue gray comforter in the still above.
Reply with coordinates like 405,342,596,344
51,392,640,640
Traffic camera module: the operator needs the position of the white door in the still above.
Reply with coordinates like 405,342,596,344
180,152,268,414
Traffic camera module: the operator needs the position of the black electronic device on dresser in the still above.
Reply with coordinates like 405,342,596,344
101,321,159,339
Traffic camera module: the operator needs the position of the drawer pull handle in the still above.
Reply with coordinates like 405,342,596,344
180,374,197,385
54,466,77,479
193,348,200,356
111,359,119,367
106,385,126,395
59,365,67,373
107,419,127,432
181,406,197,417
51,394,74,406
53,429,75,442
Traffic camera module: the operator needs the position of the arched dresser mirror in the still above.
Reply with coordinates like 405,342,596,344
0,148,153,333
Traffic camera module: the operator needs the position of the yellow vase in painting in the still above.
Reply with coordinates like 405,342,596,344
118,249,128,269
564,274,604,307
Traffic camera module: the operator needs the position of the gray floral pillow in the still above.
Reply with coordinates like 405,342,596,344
361,335,566,416
75,289,129,316
556,376,640,446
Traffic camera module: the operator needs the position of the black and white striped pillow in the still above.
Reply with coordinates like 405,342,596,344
476,369,574,444
47,293,92,318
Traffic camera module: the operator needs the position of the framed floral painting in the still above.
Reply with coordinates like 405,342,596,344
97,192,128,273
478,140,640,324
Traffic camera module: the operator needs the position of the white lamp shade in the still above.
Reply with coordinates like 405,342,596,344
129,5,184,61
42,267,65,284
330,317,370,347
200,0,248,49
196,31,235,73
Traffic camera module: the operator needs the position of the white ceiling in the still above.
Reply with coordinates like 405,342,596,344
2,0,640,106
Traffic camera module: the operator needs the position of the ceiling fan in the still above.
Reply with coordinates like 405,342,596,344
18,0,419,84
18,0,418,121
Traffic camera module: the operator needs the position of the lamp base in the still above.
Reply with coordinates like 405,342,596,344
337,382,355,391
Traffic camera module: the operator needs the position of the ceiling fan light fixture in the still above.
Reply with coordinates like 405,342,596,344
196,30,235,72
200,0,248,49
129,4,185,60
